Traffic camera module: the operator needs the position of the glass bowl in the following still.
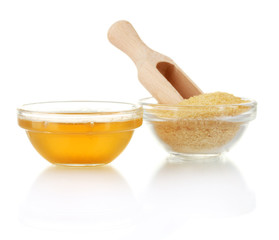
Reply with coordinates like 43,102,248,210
18,101,143,166
139,97,257,160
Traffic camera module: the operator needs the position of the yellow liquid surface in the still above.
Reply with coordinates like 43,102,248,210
18,118,142,165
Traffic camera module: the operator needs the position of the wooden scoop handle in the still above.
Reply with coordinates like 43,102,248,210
108,20,151,66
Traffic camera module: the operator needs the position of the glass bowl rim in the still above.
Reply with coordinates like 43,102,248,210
139,97,257,109
17,100,143,122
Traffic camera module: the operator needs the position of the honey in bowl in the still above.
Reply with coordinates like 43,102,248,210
17,101,143,166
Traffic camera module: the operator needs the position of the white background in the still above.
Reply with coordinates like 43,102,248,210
0,0,278,239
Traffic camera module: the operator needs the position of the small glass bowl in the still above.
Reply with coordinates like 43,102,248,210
17,101,143,166
139,97,257,160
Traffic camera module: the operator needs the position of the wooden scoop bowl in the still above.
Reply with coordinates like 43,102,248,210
108,20,202,104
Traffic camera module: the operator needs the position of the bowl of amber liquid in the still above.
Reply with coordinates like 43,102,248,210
18,101,142,166
140,93,257,160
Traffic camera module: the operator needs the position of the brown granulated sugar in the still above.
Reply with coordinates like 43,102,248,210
152,92,250,154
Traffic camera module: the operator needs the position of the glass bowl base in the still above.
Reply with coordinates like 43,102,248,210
168,152,224,162
55,163,108,167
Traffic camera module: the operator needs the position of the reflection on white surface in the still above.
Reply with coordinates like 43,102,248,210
146,155,255,217
122,156,256,239
19,156,256,239
20,166,139,231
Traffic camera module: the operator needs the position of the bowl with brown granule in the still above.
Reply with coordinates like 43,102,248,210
139,92,257,160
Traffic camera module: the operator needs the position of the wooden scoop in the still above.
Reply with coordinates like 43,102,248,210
108,20,202,104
